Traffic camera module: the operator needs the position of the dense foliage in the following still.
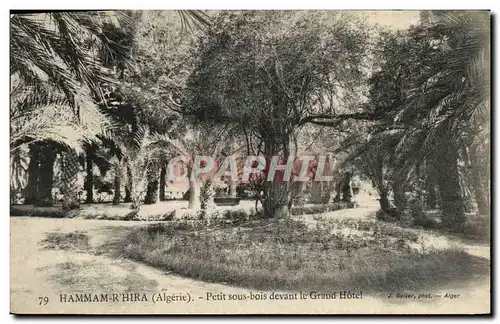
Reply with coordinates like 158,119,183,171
10,10,490,233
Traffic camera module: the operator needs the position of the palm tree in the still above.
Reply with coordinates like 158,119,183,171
10,80,113,206
159,125,233,209
82,10,212,206
10,11,129,208
340,130,400,213
344,11,489,231
394,11,490,225
119,126,181,210
11,10,211,208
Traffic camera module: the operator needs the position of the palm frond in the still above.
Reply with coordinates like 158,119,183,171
10,84,114,154
11,11,131,106
178,10,211,31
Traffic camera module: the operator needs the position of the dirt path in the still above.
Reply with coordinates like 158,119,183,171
10,202,490,314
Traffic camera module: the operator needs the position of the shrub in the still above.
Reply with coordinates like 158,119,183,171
124,210,139,221
375,209,393,222
221,208,254,224
413,212,441,230
290,202,354,216
376,206,441,231
400,192,426,227
180,210,204,220
10,206,68,218
462,216,490,242
83,208,139,221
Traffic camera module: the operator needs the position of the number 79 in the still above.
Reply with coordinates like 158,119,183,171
38,297,49,305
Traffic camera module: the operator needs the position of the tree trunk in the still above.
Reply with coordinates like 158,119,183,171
124,165,132,203
291,181,306,207
85,147,94,203
310,181,324,204
341,172,353,202
144,179,159,204
262,183,289,218
159,165,166,201
260,131,291,218
321,182,333,204
112,170,121,205
35,144,55,207
379,189,391,213
273,204,289,218
262,201,290,218
144,167,159,205
438,180,466,231
333,193,341,202
333,179,342,203
25,144,39,205
187,180,200,209
436,148,466,231
229,180,237,198
469,144,490,216
60,150,80,210
426,184,437,209
471,174,490,216
392,175,406,213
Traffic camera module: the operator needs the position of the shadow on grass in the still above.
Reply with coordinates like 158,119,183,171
46,260,158,293
376,209,491,244
39,232,90,251
38,229,159,293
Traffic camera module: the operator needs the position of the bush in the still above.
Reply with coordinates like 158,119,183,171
133,209,200,221
82,208,138,221
290,202,355,216
401,192,425,226
413,212,441,230
220,208,254,224
376,207,441,231
10,206,68,218
375,209,392,222
461,216,490,242
136,208,256,224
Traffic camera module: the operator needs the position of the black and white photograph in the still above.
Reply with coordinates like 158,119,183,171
8,9,491,314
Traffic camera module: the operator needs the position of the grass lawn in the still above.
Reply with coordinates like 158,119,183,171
113,217,490,294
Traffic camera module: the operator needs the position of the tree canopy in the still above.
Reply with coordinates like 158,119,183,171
10,10,491,228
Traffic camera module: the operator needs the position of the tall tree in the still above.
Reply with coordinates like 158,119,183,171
185,11,370,217
10,12,128,208
349,11,490,230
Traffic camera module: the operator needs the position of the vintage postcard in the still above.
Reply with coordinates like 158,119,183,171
9,9,491,315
